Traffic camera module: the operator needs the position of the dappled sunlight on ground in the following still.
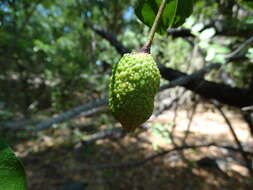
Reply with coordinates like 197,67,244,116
11,105,253,189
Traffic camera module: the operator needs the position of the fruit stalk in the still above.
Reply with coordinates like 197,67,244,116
141,0,167,53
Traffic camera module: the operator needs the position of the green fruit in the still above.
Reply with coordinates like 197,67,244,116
109,52,160,132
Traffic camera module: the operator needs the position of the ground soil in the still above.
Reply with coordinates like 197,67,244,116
12,104,253,190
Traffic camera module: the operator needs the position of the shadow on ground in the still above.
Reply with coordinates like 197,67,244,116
14,130,253,190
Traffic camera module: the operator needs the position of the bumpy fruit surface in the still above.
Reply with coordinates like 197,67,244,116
109,53,160,132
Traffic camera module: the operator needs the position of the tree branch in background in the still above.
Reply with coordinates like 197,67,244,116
167,28,195,38
1,63,215,132
225,36,253,62
0,102,108,132
2,25,252,131
215,22,253,38
199,19,253,39
85,22,129,55
2,23,252,131
159,65,253,108
0,119,39,131
33,98,107,132
80,128,123,145
88,23,253,108
159,63,221,90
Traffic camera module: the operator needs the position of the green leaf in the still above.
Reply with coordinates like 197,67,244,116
0,139,28,190
135,0,194,35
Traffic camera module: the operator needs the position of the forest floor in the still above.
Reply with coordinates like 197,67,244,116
12,104,253,190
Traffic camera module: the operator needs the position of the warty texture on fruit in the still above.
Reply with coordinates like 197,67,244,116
109,52,160,132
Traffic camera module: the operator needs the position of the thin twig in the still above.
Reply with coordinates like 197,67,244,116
80,128,123,145
65,143,253,171
170,89,187,146
182,100,199,145
143,0,167,51
213,101,253,175
33,98,108,132
225,36,253,62
153,90,184,117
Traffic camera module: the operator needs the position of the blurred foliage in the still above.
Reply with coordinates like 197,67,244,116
0,0,252,120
